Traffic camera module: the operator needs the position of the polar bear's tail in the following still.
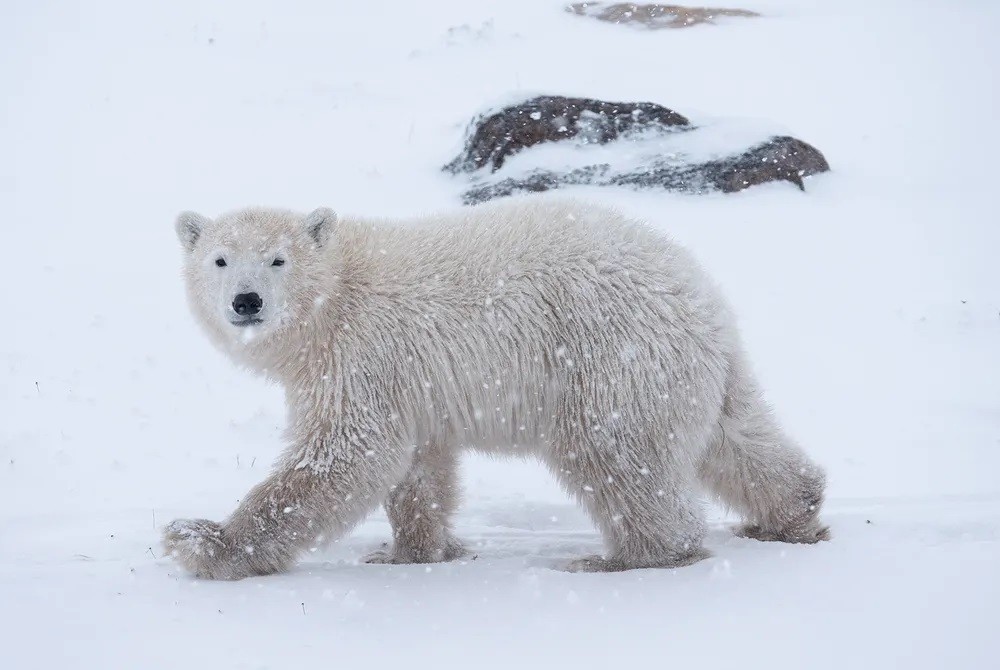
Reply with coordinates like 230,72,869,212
698,354,830,543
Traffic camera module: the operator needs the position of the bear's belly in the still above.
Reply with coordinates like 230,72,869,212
403,370,560,456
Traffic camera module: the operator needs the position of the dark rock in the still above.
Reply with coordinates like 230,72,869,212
444,95,690,174
448,95,830,204
461,136,829,205
566,3,760,30
701,136,829,193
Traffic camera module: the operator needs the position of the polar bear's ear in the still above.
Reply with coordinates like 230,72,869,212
303,207,338,247
175,211,211,252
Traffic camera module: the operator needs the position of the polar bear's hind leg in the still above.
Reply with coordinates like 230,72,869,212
547,426,711,573
699,360,830,544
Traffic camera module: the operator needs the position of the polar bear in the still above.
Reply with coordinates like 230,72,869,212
163,198,828,579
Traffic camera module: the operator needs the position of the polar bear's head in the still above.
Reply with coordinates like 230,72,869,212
174,206,337,360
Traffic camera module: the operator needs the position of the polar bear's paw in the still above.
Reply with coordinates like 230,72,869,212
363,536,469,565
163,518,247,580
736,521,831,544
563,554,616,573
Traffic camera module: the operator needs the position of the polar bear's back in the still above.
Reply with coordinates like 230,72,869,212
341,198,721,312
335,198,735,358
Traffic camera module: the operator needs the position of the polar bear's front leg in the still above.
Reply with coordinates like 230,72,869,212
164,432,409,580
364,442,467,564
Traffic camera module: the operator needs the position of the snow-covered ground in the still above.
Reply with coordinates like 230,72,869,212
2,1,999,667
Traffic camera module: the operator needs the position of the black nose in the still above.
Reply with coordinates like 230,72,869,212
232,292,263,316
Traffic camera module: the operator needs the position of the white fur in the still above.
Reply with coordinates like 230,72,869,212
164,197,828,579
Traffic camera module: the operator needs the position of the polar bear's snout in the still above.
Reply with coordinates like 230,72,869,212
231,292,263,324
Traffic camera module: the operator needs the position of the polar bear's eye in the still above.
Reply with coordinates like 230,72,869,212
215,258,227,267
271,258,285,267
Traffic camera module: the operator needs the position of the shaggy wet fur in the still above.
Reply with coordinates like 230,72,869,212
163,198,828,579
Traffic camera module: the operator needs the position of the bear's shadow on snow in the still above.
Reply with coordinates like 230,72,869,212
296,501,755,576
